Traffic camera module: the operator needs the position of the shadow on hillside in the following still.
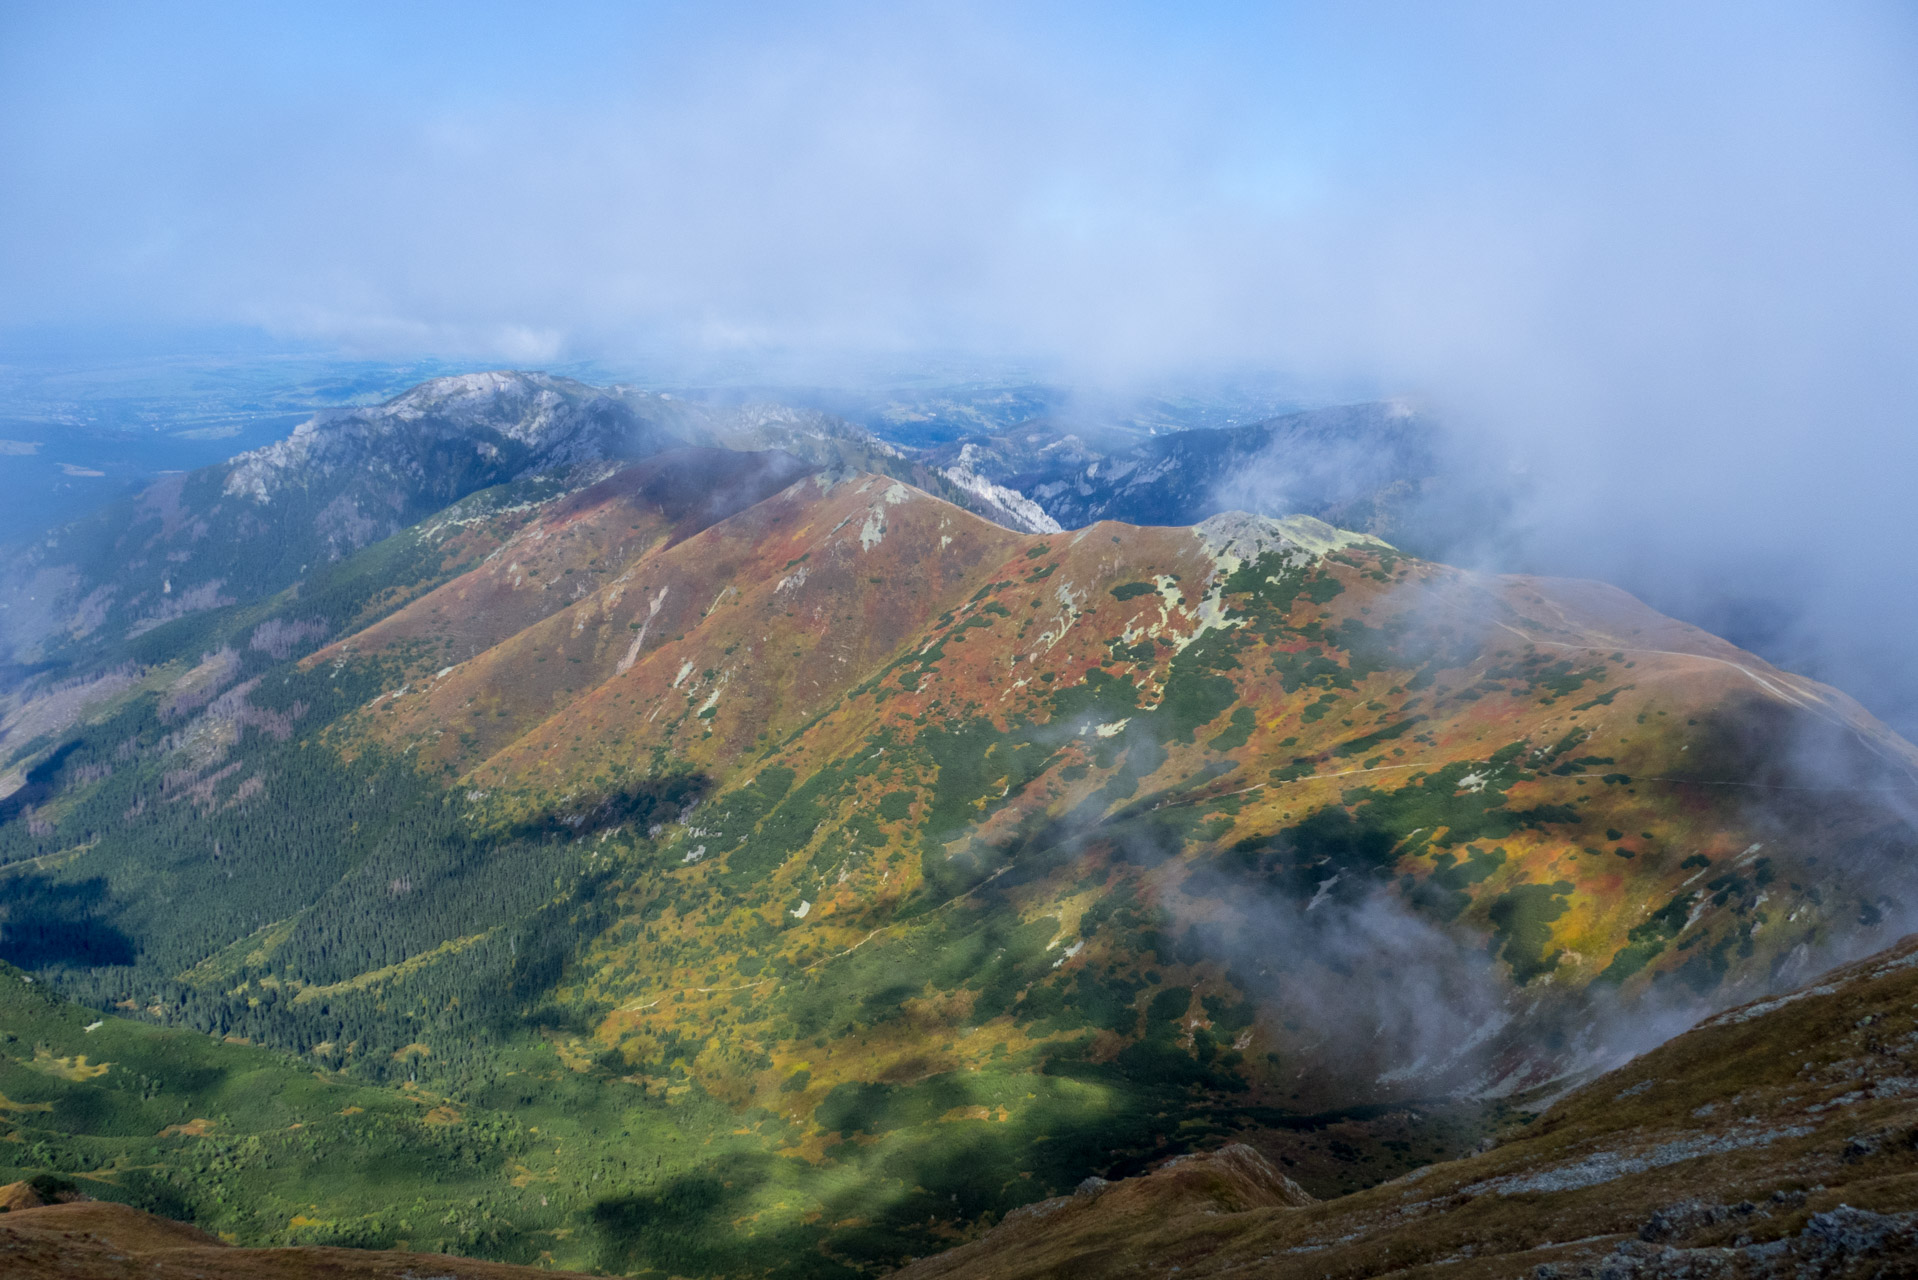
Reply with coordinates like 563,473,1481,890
1680,691,1918,795
1685,693,1918,860
591,1153,799,1277
0,871,137,968
505,772,714,841
0,739,84,826
582,1074,1440,1280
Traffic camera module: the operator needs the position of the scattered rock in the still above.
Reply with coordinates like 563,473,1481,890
1544,1205,1918,1278
1798,1205,1916,1258
1638,1198,1762,1243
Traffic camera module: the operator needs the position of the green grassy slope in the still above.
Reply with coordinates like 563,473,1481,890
0,958,881,1272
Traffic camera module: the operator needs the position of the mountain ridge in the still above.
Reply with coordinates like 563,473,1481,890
0,385,1914,1274
0,371,703,673
916,399,1453,546
0,372,1048,680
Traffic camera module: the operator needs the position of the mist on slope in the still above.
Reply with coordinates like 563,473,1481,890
1007,750,1745,1098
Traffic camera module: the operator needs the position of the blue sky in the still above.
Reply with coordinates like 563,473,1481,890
8,2,1908,377
7,2,1918,727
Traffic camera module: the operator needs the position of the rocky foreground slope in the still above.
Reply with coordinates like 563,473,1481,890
898,934,1918,1279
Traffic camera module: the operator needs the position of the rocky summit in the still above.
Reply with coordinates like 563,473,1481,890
0,384,1915,1277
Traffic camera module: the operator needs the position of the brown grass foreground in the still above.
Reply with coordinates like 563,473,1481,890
0,1195,597,1279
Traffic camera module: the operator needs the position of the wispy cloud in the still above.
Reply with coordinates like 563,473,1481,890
5,2,1918,727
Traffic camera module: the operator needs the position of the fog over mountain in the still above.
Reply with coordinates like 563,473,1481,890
5,3,1916,739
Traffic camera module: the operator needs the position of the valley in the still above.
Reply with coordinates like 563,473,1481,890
897,932,1918,1279
0,376,1915,1276
11,921,1918,1276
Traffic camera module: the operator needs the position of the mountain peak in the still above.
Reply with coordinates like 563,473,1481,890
378,369,625,427
221,371,674,505
1193,509,1389,563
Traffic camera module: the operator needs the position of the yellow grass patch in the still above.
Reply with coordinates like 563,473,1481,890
295,930,497,1004
30,1048,110,1081
508,1163,555,1188
158,1117,215,1137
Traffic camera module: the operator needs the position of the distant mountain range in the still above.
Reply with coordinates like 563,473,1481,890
0,373,1912,1276
0,373,973,674
0,373,1460,675
920,398,1473,543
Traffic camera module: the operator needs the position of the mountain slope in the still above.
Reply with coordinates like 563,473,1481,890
898,932,1918,1280
337,471,1032,783
0,374,1068,688
3,444,1916,1275
319,446,816,675
0,372,706,671
0,955,822,1272
343,475,1915,1046
326,463,1918,1258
